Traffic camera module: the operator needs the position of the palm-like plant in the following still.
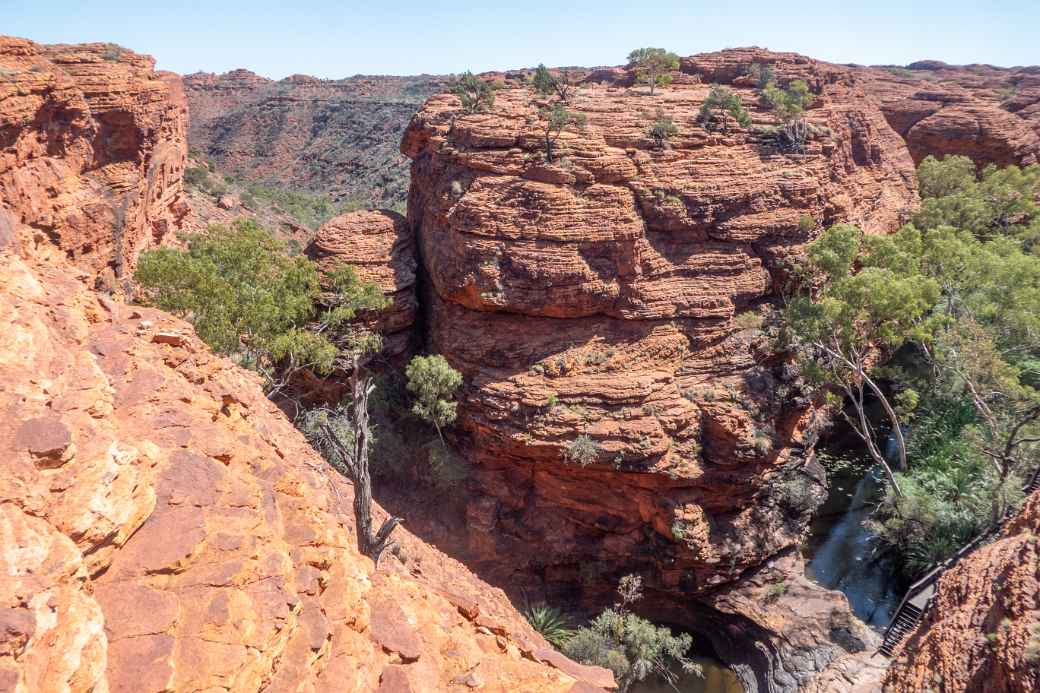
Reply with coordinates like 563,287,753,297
524,604,575,648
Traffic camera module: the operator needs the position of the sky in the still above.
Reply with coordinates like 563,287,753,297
2,1,1037,80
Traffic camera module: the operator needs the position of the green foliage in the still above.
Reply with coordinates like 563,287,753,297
762,79,812,123
626,47,680,95
538,102,587,162
760,79,813,151
450,71,495,113
765,581,788,600
134,219,386,395
405,354,463,434
798,214,816,233
243,183,346,230
565,434,599,466
647,111,679,149
786,159,1040,576
698,85,752,133
532,64,556,96
523,604,575,648
562,575,701,692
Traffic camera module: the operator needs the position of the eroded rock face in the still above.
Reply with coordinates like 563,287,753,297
400,49,915,690
883,491,1040,693
305,209,418,362
0,36,189,283
0,241,610,692
857,63,1040,167
403,47,916,598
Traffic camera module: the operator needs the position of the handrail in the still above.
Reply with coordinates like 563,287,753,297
878,475,1039,653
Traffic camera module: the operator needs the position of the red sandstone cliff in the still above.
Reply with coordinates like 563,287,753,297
855,61,1040,167
883,491,1040,692
401,47,914,689
0,36,190,285
0,39,609,693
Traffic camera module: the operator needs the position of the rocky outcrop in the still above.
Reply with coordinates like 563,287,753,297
858,63,1040,167
883,491,1040,693
0,241,609,692
183,71,445,207
0,36,189,284
402,47,916,690
306,209,418,362
0,38,609,693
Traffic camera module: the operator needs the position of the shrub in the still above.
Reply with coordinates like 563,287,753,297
450,71,495,113
761,79,813,151
565,434,599,466
627,48,681,95
102,44,122,62
134,219,387,396
648,112,679,149
765,581,788,601
798,214,816,233
405,354,463,437
748,62,774,90
427,443,469,489
523,604,575,648
539,102,587,162
698,85,752,133
563,575,701,691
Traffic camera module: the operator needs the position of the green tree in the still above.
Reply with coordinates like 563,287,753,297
450,71,495,113
647,111,679,149
761,79,813,151
698,85,752,133
787,158,1040,576
538,101,587,162
405,354,463,440
563,575,701,692
532,63,555,96
783,224,943,496
134,219,388,401
626,48,680,95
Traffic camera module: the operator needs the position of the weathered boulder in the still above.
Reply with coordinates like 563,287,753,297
305,209,418,362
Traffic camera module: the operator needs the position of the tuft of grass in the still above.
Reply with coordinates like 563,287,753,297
524,604,575,648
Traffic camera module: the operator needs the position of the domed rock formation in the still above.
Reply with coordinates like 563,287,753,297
401,47,915,689
305,209,418,362
882,491,1040,693
858,63,1040,167
0,36,190,284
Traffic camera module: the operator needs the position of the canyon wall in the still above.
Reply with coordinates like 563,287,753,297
184,71,444,207
883,492,1040,692
401,47,913,689
0,36,190,285
0,38,607,693
857,61,1040,167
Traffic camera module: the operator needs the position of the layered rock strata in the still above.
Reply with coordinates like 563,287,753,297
305,209,418,363
401,47,917,690
0,38,608,693
0,36,189,284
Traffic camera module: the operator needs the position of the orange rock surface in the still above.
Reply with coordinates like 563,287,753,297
402,47,916,596
0,39,609,693
306,210,418,362
0,36,190,283
883,491,1040,693
856,62,1040,167
398,47,917,690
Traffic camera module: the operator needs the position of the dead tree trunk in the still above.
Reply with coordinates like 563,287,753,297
319,366,401,564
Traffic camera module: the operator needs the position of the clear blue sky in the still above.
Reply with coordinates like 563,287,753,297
2,1,1036,79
